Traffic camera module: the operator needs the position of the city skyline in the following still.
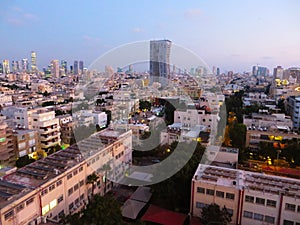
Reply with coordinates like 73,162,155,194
0,0,300,72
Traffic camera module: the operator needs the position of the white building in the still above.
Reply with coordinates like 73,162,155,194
191,164,300,225
287,96,300,129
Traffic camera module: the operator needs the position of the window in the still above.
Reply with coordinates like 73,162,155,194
254,213,264,221
69,203,74,210
80,194,84,201
298,205,300,212
74,184,79,191
226,193,235,200
79,180,84,187
41,188,48,196
75,198,79,205
283,220,294,225
243,211,253,218
227,208,233,215
79,166,83,172
245,195,254,203
206,189,214,196
73,170,78,176
58,210,65,218
58,195,64,204
68,188,73,196
265,215,275,224
67,173,72,180
56,180,62,186
285,203,296,212
197,187,205,193
16,203,24,212
4,210,14,220
196,202,207,209
267,199,276,207
26,197,34,205
216,191,224,198
256,197,265,205
49,184,55,191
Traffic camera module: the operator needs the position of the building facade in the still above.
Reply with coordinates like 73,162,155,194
191,164,300,225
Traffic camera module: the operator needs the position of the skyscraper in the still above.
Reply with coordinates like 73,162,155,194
79,61,84,74
61,60,67,74
22,58,29,72
51,59,60,78
0,63,3,74
150,39,172,79
74,60,79,75
12,60,18,73
2,60,10,74
31,51,37,72
273,66,284,79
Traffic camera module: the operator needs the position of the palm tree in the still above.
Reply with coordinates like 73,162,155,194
101,163,111,194
86,173,99,197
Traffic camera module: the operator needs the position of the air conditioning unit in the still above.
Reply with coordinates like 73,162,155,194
36,216,42,224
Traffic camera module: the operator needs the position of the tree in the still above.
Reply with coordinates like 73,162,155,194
63,194,125,225
16,155,35,168
86,173,99,197
139,100,151,111
201,203,232,225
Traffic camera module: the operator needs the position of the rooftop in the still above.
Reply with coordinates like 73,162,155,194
194,164,300,197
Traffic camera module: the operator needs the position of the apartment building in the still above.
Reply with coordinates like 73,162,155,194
0,121,14,166
57,115,76,145
0,128,132,225
191,164,300,225
287,96,300,129
12,129,39,158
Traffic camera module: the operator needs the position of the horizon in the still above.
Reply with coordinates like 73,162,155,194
0,0,300,73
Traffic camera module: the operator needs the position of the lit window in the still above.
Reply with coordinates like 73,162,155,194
50,199,57,209
42,204,50,215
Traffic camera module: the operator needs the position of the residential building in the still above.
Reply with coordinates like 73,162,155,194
191,164,300,225
0,120,14,166
31,51,37,72
12,129,39,158
0,128,132,225
286,96,300,129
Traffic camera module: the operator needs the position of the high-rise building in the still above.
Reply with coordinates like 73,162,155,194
150,39,172,79
74,60,79,75
51,59,60,78
273,66,284,79
31,51,37,72
2,60,10,74
0,63,3,74
22,58,29,72
11,60,18,73
217,67,220,76
70,65,73,74
79,60,84,74
61,60,67,74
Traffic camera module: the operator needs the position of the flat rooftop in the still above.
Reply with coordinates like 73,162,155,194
0,128,129,209
194,164,300,198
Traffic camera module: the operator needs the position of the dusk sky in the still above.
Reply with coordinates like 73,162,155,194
0,0,300,73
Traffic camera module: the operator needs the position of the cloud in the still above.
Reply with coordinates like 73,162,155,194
132,27,142,33
82,35,101,42
6,6,39,26
261,56,273,60
7,18,24,26
184,8,201,19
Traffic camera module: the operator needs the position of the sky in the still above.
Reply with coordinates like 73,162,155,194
0,0,300,73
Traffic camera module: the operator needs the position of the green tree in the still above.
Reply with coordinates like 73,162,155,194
86,173,99,197
61,195,125,225
139,100,151,111
201,203,232,225
16,155,35,168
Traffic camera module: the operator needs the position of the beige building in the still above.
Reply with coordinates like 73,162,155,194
0,121,14,166
191,164,300,225
12,129,39,158
0,128,132,225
